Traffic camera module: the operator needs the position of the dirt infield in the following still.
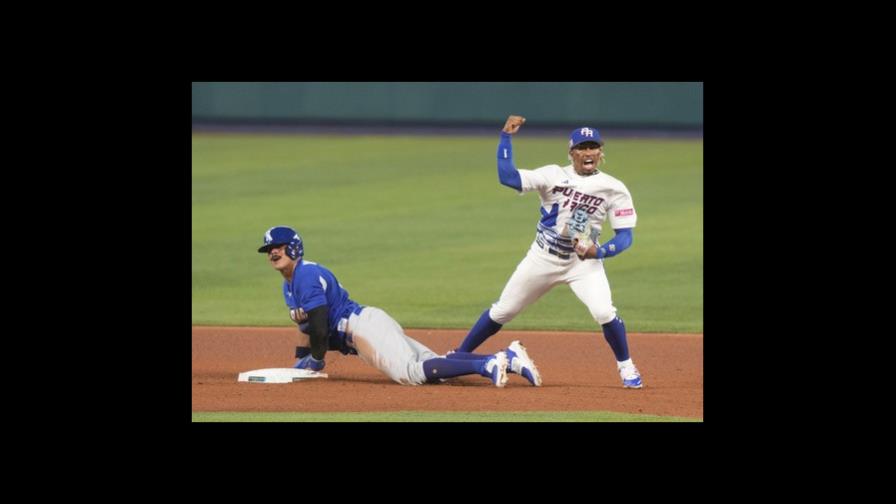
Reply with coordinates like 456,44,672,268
192,326,703,419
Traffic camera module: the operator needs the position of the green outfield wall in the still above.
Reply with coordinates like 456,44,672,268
192,82,702,128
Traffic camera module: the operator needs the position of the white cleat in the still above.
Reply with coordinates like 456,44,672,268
484,351,509,388
506,340,543,386
618,361,643,389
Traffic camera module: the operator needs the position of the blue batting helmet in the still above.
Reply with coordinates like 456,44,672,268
569,127,604,149
258,226,304,260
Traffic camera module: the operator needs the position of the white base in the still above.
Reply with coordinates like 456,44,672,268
237,368,329,383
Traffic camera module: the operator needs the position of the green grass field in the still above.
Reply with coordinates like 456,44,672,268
191,411,702,422
192,133,702,333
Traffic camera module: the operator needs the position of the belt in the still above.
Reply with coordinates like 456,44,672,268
535,236,571,260
338,305,365,346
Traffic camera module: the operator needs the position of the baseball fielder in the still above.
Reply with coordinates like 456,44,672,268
257,225,542,387
453,115,643,388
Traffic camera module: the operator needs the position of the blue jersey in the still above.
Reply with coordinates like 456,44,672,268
282,260,362,333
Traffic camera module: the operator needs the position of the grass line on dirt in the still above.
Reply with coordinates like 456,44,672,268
191,411,702,422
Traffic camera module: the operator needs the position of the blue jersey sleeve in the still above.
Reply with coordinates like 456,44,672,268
596,228,634,258
497,132,522,191
283,281,299,309
295,266,329,312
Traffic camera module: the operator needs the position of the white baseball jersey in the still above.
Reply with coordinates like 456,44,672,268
487,165,637,327
519,164,637,255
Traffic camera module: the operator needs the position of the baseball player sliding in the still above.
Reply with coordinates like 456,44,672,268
258,226,542,387
452,115,643,388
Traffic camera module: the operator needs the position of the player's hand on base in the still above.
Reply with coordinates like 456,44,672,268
503,115,526,134
294,354,325,371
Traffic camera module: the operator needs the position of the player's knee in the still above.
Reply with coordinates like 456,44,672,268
592,307,617,326
488,304,517,325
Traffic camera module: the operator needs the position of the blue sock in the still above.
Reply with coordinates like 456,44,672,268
445,351,493,360
456,310,503,352
601,317,630,362
423,358,490,380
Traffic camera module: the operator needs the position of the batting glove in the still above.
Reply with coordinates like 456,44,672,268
293,354,325,371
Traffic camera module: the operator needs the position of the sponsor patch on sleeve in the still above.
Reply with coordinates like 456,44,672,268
614,208,634,217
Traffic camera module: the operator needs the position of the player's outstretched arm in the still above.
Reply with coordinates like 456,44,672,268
497,115,526,191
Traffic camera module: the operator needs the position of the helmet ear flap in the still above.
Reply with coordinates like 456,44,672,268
286,239,303,260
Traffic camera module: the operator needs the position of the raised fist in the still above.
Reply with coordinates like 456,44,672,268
502,115,526,134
